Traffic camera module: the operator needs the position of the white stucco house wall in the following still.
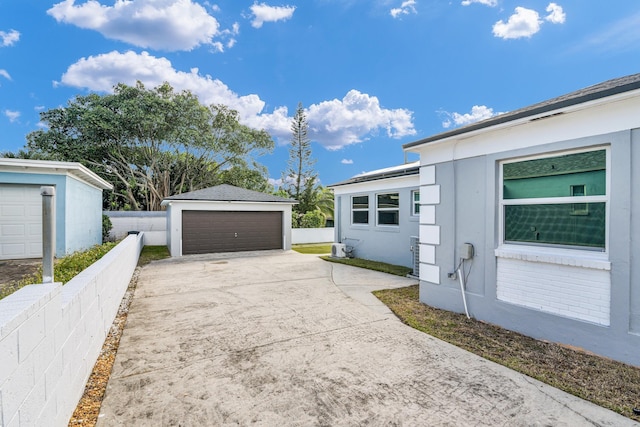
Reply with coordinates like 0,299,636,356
403,73,640,366
329,162,420,269
0,158,113,260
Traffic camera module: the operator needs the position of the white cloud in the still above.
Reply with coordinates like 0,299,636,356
5,110,20,123
441,105,500,128
493,7,542,39
268,177,282,187
47,0,221,51
390,0,417,18
0,69,11,80
0,29,20,47
306,90,416,150
250,3,295,29
60,51,266,119
59,50,415,151
461,0,497,6
545,3,566,24
341,159,354,164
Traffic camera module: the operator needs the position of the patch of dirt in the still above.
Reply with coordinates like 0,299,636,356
0,259,41,296
0,258,40,283
68,267,140,427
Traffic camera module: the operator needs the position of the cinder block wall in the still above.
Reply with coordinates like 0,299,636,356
0,233,144,426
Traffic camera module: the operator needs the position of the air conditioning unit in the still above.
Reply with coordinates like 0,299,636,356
410,236,420,278
331,243,347,258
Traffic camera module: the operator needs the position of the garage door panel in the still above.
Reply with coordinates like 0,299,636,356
0,184,43,259
182,211,282,255
2,224,26,236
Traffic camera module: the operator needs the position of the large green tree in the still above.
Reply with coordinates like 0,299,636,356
283,103,318,213
26,82,274,210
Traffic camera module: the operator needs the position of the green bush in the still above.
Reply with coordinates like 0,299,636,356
2,242,118,300
102,214,113,242
299,210,325,228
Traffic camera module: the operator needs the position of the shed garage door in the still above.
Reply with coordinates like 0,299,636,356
0,184,42,260
182,210,283,255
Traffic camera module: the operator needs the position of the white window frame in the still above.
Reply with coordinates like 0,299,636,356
498,146,610,255
411,190,420,216
351,194,369,225
376,192,400,226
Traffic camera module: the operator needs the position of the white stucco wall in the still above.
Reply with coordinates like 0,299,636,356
65,176,104,254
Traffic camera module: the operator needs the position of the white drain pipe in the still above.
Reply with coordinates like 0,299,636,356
457,266,470,319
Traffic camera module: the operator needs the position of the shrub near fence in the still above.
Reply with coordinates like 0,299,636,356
0,233,144,427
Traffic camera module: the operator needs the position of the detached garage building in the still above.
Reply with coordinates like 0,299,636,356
162,184,296,257
0,158,112,260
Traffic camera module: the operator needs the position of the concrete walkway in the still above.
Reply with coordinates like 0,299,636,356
97,251,636,426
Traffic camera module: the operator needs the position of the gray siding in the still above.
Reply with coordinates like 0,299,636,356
336,186,419,268
421,129,640,366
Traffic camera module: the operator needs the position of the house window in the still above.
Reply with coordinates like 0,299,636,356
377,193,399,226
352,195,369,224
501,148,607,250
411,190,420,216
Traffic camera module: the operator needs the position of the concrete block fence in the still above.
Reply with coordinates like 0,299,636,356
105,211,166,246
105,211,334,247
0,233,144,427
291,227,334,244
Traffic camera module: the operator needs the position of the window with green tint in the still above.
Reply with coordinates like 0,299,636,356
505,203,606,248
501,149,607,250
503,150,606,199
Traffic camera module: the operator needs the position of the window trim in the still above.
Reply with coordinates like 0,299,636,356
376,192,400,227
411,190,420,216
351,194,369,225
498,146,610,254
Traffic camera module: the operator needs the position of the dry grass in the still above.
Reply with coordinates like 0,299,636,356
373,285,640,421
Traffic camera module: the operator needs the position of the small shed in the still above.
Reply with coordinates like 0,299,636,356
162,184,296,257
0,158,113,260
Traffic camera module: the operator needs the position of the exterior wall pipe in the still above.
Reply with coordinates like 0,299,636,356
41,185,56,283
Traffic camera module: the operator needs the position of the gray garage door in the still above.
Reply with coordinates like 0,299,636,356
182,210,283,255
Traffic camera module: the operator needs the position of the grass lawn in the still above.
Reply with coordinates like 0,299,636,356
374,285,640,422
292,243,333,254
138,245,170,266
321,255,413,277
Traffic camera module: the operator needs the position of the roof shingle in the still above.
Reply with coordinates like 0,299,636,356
163,184,296,203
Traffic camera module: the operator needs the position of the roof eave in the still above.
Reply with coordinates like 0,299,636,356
403,81,640,152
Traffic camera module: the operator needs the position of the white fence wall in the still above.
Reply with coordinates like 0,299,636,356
105,211,166,246
106,212,334,246
0,233,144,427
291,228,334,244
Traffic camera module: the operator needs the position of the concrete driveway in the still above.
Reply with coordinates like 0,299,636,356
97,251,636,426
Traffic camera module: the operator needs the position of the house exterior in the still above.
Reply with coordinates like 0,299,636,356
329,162,420,268
0,158,112,260
162,184,296,257
403,73,640,366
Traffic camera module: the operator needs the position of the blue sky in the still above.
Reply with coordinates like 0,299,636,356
1,1,639,187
